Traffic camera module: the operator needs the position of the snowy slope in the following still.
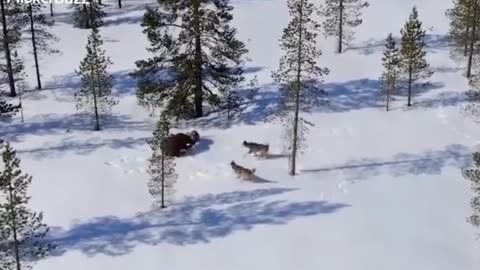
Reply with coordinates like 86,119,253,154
1,0,480,269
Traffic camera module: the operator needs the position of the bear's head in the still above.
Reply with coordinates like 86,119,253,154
190,130,200,143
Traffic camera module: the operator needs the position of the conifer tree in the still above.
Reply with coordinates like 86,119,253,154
27,2,58,90
399,6,433,107
380,33,401,111
464,54,480,119
272,0,329,175
319,0,369,53
446,0,472,58
446,0,480,77
146,114,177,208
0,0,28,97
131,0,248,119
0,142,56,270
11,50,26,122
462,152,480,238
222,82,242,119
74,26,117,131
219,75,259,119
71,0,106,29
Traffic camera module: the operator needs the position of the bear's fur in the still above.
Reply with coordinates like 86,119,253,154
161,130,200,157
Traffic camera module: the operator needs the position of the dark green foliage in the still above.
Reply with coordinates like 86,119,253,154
380,33,401,111
75,26,117,131
71,0,106,29
0,99,19,119
0,142,56,270
220,76,259,119
0,0,28,97
272,0,329,175
462,152,480,237
131,0,248,119
446,0,473,59
319,0,369,53
399,6,433,107
464,54,480,119
146,114,177,208
445,0,480,77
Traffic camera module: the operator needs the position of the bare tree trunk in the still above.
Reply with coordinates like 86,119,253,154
161,154,165,208
91,66,100,130
386,78,390,111
337,0,344,53
83,4,89,28
18,86,23,122
88,0,93,28
50,2,53,16
467,0,478,78
407,64,413,106
28,4,42,89
8,184,22,270
291,0,304,176
193,0,203,118
0,0,17,97
465,25,470,56
118,0,122,8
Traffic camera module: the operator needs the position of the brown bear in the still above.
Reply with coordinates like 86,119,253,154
160,130,200,157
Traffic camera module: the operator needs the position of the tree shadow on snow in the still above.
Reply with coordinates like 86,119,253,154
43,188,349,257
51,1,158,27
175,85,281,129
0,113,151,143
319,79,447,113
16,136,149,160
344,34,450,55
30,70,139,102
301,144,475,182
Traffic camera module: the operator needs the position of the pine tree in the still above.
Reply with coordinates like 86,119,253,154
0,0,28,97
222,82,242,119
464,54,480,119
27,2,58,90
380,33,401,111
319,0,369,53
399,6,433,107
462,152,480,238
466,0,480,78
11,50,26,122
146,114,177,208
0,142,56,270
445,0,480,77
131,0,248,119
71,0,106,29
0,49,22,119
74,26,118,131
272,0,329,175
446,0,472,58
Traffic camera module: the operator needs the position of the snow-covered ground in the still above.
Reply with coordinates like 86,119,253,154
2,0,480,269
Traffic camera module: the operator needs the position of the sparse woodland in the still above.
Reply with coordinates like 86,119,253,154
1,1,480,269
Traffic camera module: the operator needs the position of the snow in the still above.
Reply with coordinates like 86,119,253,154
1,0,480,269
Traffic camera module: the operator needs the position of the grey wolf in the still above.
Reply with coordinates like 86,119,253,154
242,140,269,159
230,160,256,180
